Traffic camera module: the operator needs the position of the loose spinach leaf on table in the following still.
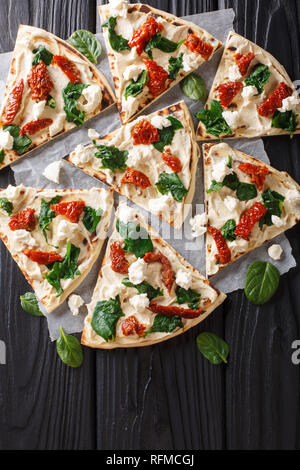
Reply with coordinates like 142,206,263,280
244,63,271,94
91,295,124,342
20,292,44,317
244,260,280,305
32,45,53,66
168,53,183,80
156,172,188,202
180,72,207,101
3,125,32,155
196,100,233,138
62,82,89,126
271,109,298,135
45,242,81,296
83,206,102,233
176,286,201,310
124,70,147,100
116,219,153,258
221,219,236,242
69,29,102,64
145,314,183,335
56,327,83,368
145,33,184,59
0,149,5,163
153,115,183,153
196,332,229,365
102,16,131,52
94,144,128,171
38,195,61,242
259,189,285,228
0,197,13,215
122,278,163,300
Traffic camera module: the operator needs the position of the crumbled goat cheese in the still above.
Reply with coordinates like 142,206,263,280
189,213,208,237
128,258,147,285
123,64,145,81
43,160,61,184
151,115,172,130
228,64,242,82
271,215,284,227
68,294,84,316
0,130,13,150
78,85,102,114
129,293,150,310
268,244,283,260
224,195,238,211
222,110,240,129
13,230,36,251
175,269,192,290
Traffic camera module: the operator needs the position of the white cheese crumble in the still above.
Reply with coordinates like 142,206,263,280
5,184,25,200
88,128,100,140
49,113,65,137
57,220,79,241
123,64,145,82
285,189,300,206
129,293,150,310
150,115,172,130
43,160,61,184
128,258,147,285
268,244,283,260
228,64,242,82
68,294,84,316
222,110,240,129
126,148,142,167
241,85,257,99
72,144,94,165
278,93,300,112
12,230,36,251
32,100,46,120
148,195,173,215
118,203,136,224
175,269,192,290
109,0,128,18
271,215,284,227
211,158,231,181
182,52,198,73
189,213,208,237
78,85,102,114
0,130,13,150
224,195,238,211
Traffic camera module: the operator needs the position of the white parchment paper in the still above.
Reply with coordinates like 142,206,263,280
0,9,296,340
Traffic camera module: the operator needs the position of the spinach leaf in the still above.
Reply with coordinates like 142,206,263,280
62,82,89,126
102,16,131,52
236,182,257,201
227,155,232,168
45,242,81,296
3,125,32,155
94,144,128,171
56,327,83,368
222,171,240,190
176,286,201,310
124,70,147,100
195,100,233,138
116,219,153,258
32,45,53,66
69,29,102,64
244,63,271,94
122,277,163,300
0,197,13,215
83,206,102,233
46,95,56,109
91,295,124,342
146,314,183,335
145,33,184,59
20,292,43,317
38,195,61,241
244,260,280,305
180,72,207,101
271,110,298,134
168,53,183,80
221,219,236,242
206,180,224,193
153,115,183,153
156,172,188,202
0,149,5,163
196,332,229,364
259,189,285,229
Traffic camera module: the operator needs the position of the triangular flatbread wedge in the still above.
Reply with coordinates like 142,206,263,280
81,203,226,349
99,1,222,124
203,142,300,276
0,25,116,170
0,185,113,312
66,101,199,230
196,31,300,140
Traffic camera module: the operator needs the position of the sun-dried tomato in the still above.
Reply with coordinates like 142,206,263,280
148,301,203,319
8,208,36,231
131,118,160,145
238,162,269,191
121,315,146,337
184,33,214,61
2,79,24,125
162,149,182,173
207,225,231,265
234,52,255,76
143,251,174,294
121,168,151,189
52,55,81,84
19,118,53,137
23,249,63,265
144,59,168,96
51,200,85,223
110,241,129,274
128,15,163,55
257,82,292,117
219,81,243,107
27,61,54,102
234,202,267,240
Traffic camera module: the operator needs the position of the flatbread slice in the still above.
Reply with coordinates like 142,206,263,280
0,185,113,312
196,31,300,140
99,1,222,124
81,202,226,349
203,142,300,276
0,25,116,170
66,100,199,230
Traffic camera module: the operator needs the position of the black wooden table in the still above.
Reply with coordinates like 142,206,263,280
0,0,299,451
